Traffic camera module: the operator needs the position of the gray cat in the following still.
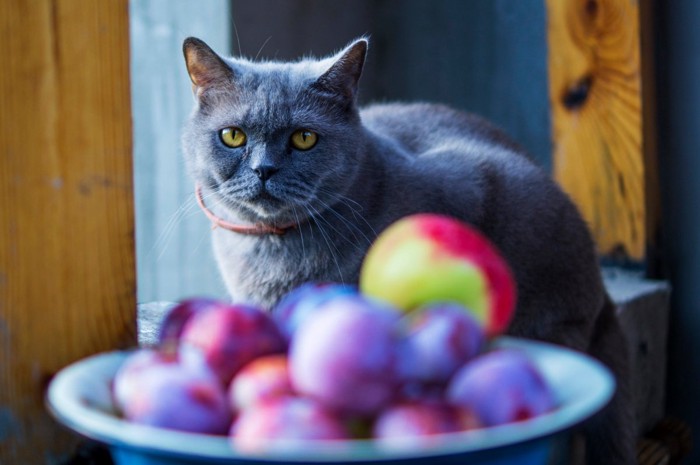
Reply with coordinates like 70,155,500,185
181,37,635,465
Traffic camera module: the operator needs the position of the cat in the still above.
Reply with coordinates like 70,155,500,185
181,37,636,465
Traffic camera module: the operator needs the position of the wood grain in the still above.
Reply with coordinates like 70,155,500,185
0,1,136,462
546,0,650,260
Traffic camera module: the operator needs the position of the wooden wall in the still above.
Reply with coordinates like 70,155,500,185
0,1,136,462
546,0,658,262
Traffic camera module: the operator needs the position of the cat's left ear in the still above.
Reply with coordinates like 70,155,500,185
183,37,234,98
313,39,368,103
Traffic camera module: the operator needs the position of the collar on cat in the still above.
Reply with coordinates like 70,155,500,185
195,184,291,235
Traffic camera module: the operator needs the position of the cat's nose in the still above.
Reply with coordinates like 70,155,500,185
252,165,279,183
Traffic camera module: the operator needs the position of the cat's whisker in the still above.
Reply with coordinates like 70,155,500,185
291,204,306,258
304,205,344,284
254,36,273,62
314,188,379,238
313,198,374,248
306,203,368,253
149,196,201,261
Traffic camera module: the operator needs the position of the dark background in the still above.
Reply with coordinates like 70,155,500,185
229,0,551,169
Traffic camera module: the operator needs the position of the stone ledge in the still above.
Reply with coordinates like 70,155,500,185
603,267,671,437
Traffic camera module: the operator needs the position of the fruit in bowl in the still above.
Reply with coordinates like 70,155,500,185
231,396,351,452
178,302,286,385
228,354,295,413
107,215,550,445
360,213,516,337
112,349,231,434
46,214,615,464
289,294,402,416
448,349,556,427
398,302,485,385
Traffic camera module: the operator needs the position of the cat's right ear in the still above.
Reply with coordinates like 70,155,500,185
183,37,234,98
312,39,368,104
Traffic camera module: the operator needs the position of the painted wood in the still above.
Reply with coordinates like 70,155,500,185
546,0,651,260
0,0,135,462
130,0,231,303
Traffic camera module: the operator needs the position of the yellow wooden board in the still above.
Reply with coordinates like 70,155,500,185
547,0,647,260
0,1,136,461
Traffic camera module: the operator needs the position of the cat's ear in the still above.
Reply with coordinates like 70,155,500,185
313,39,368,102
183,37,234,98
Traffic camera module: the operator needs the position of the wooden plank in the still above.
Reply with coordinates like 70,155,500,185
546,0,650,260
0,1,136,462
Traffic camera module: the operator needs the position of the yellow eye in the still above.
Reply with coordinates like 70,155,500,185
220,127,247,148
290,129,318,150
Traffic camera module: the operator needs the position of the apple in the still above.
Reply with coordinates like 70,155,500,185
360,213,516,337
289,294,401,416
179,303,286,385
447,349,556,426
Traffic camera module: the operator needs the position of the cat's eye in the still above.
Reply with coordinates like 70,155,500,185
220,127,247,148
290,129,318,150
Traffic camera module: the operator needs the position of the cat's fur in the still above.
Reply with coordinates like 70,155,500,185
182,37,635,465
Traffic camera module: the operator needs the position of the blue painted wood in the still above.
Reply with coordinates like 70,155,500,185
130,0,231,303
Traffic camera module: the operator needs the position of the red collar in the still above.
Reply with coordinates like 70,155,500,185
195,184,293,236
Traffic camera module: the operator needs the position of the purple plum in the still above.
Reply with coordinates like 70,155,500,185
289,295,402,416
157,298,221,350
114,349,231,434
272,282,357,340
229,354,295,413
179,303,286,385
398,303,485,385
373,400,481,445
113,349,173,412
231,397,350,451
447,349,556,426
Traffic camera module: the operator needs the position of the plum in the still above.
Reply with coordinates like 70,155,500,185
289,295,401,416
447,349,556,426
179,303,286,385
231,397,350,451
229,354,294,413
157,298,220,350
272,282,357,340
113,349,174,413
373,400,481,445
398,303,485,385
114,349,231,434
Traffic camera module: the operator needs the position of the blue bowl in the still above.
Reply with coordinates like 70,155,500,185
46,337,613,465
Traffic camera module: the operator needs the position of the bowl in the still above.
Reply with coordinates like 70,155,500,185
46,337,613,465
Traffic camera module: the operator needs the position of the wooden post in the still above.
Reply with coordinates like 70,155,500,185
546,0,658,262
0,1,136,462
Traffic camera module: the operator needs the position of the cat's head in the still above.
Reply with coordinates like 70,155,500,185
181,37,368,228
